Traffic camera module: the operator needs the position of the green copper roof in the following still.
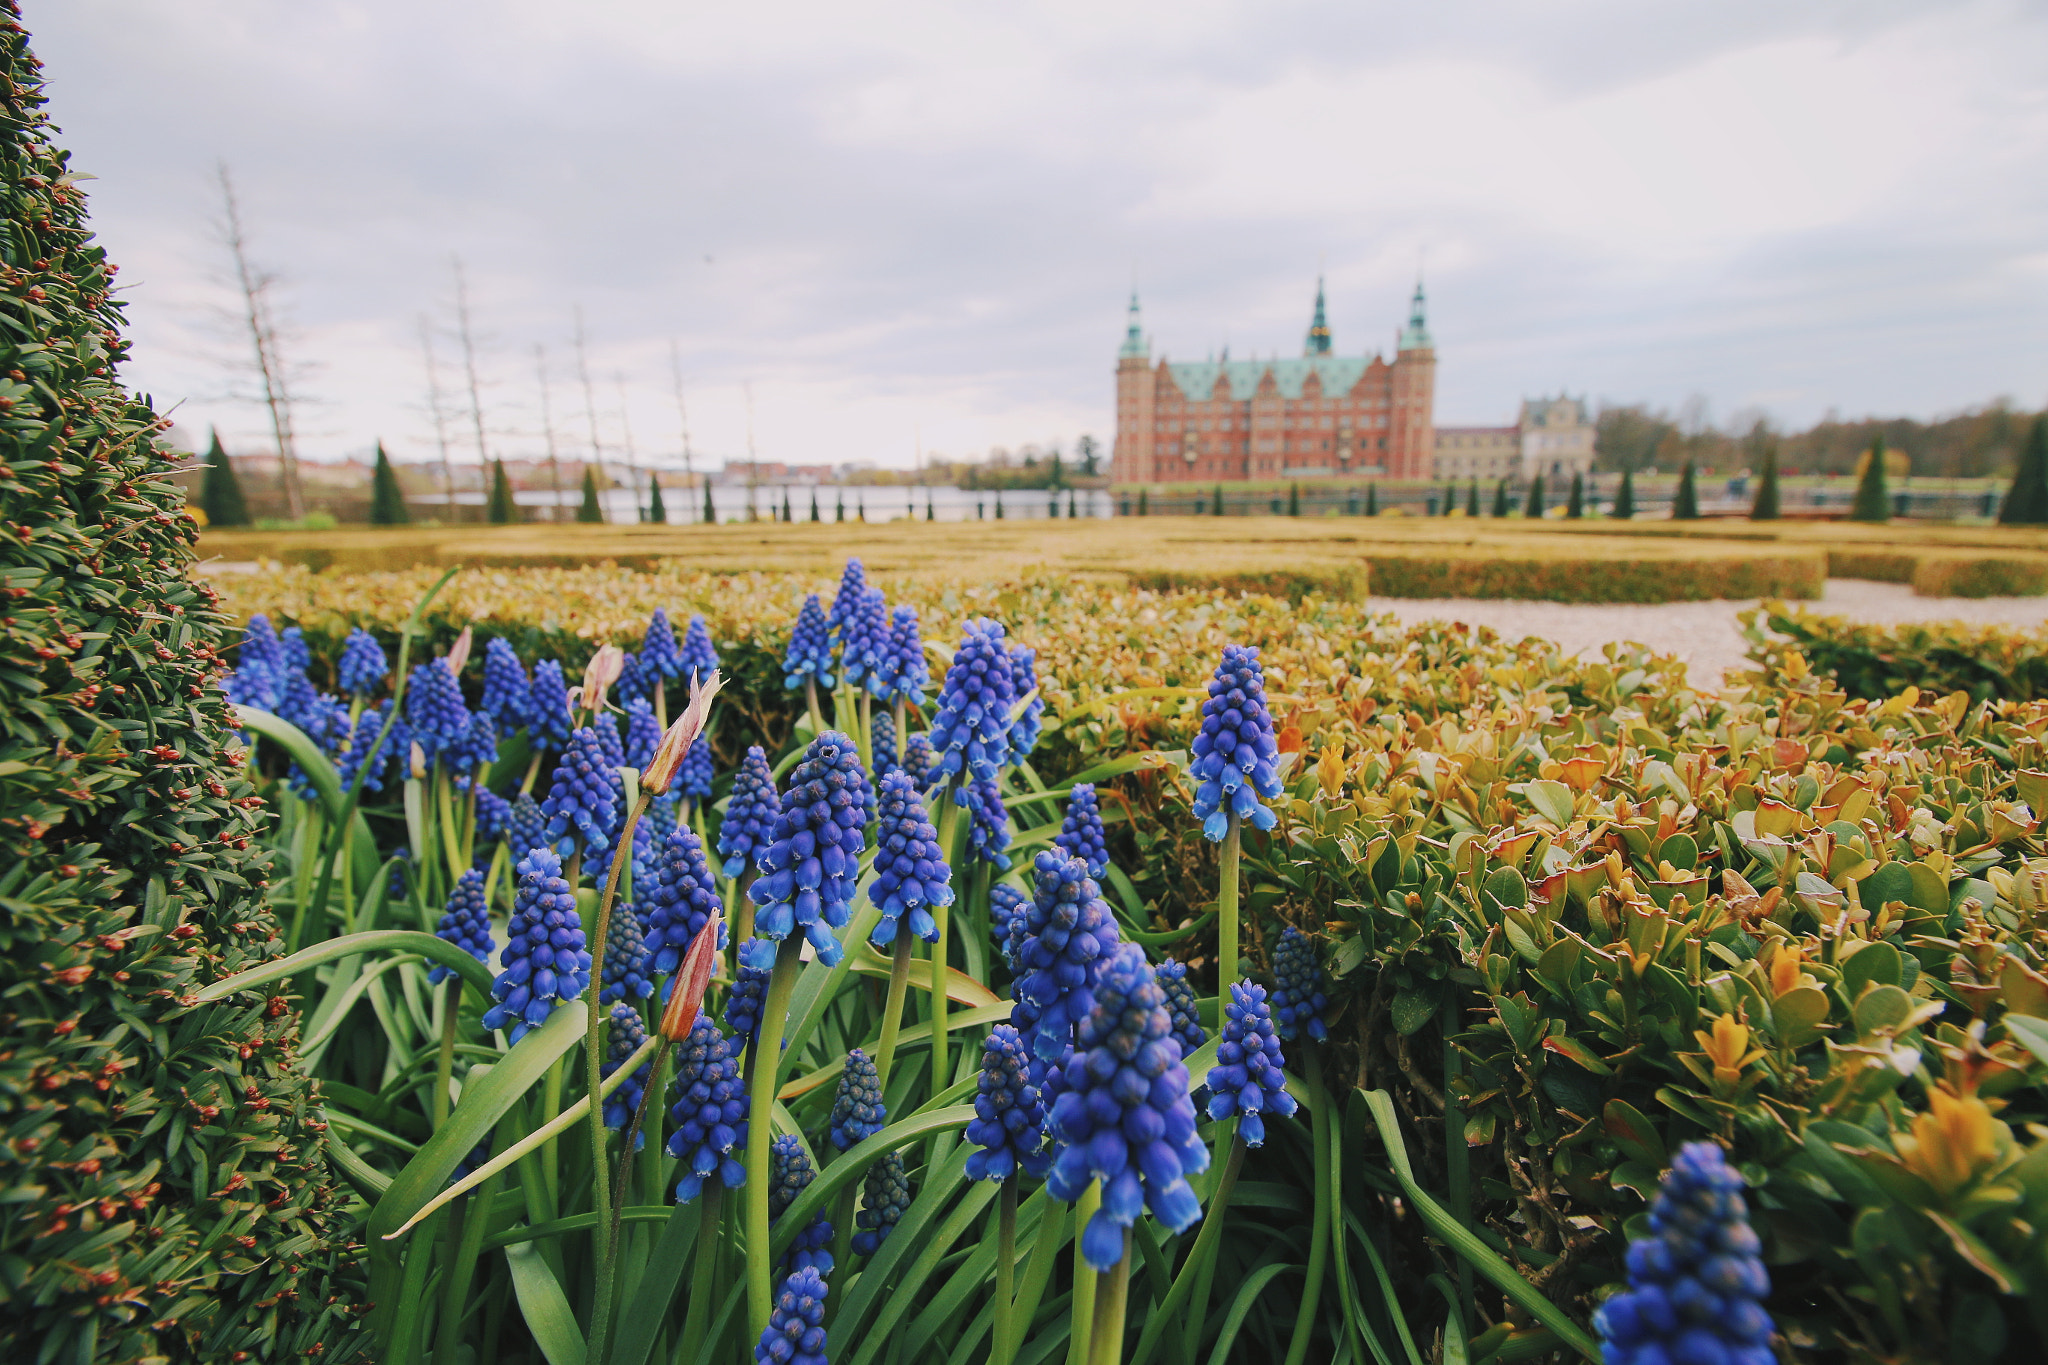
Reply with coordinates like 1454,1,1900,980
1119,293,1148,359
1397,280,1432,351
1163,354,1373,402
1304,278,1332,355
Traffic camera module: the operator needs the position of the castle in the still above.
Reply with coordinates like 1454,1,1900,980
1110,281,1437,485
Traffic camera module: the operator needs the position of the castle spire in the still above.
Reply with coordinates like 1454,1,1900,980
1118,292,1148,360
1397,278,1432,352
1304,277,1332,355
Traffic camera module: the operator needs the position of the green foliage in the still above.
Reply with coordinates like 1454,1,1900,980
0,14,364,1357
576,467,603,523
1467,481,1481,517
1743,601,2048,701
1441,483,1454,517
1137,488,1148,516
1366,483,1378,517
1526,473,1546,519
1213,483,1225,516
1566,472,1584,519
200,429,250,527
486,459,515,524
369,442,410,525
1998,415,2048,526
1614,467,1636,519
1288,482,1301,516
1491,479,1509,517
648,473,667,524
1364,549,1822,602
1751,443,1781,520
1852,436,1893,523
1673,460,1700,519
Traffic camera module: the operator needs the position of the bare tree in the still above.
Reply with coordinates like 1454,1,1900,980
668,339,695,523
452,256,489,523
572,307,609,523
614,373,644,523
215,164,306,519
418,316,457,518
534,344,566,522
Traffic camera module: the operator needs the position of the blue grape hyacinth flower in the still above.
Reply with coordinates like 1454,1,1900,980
769,1135,834,1277
623,696,662,771
470,781,512,849
1053,782,1109,879
1206,979,1296,1147
746,731,873,969
1045,940,1208,1269
1156,960,1206,1057
852,1151,910,1257
725,957,771,1046
964,1024,1050,1182
1013,850,1122,1062
718,745,782,877
783,594,836,692
641,607,683,683
962,778,1011,870
642,823,727,974
234,614,286,690
337,704,401,794
614,649,651,710
927,619,1014,788
479,637,529,732
405,658,471,764
1595,1142,1775,1365
601,896,654,1003
825,558,867,644
1189,643,1284,841
482,848,591,1042
444,709,499,778
338,627,389,697
677,734,715,802
540,725,624,860
990,882,1029,969
828,1048,886,1151
867,770,952,948
870,707,898,776
1271,927,1330,1043
668,1017,749,1203
602,1002,654,1145
680,613,719,685
429,868,493,985
1007,644,1043,759
835,584,887,690
754,1266,829,1365
902,733,937,794
528,659,575,750
593,709,625,770
877,605,930,708
508,793,547,862
281,625,311,672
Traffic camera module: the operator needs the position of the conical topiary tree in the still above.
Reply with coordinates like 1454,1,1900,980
782,488,793,522
1466,481,1480,516
1366,484,1379,516
994,490,1004,519
1137,489,1149,515
1673,460,1700,519
577,466,604,523
1491,479,1510,517
703,478,716,525
648,473,667,523
1998,414,2048,525
369,441,410,525
1441,483,1454,516
1212,483,1225,517
1526,472,1546,518
836,490,846,522
487,458,515,524
1614,466,1637,519
0,11,365,1357
1751,443,1781,520
1566,472,1584,519
1851,437,1891,523
1287,482,1301,516
199,428,250,526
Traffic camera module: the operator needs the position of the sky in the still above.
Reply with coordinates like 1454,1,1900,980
32,0,2048,472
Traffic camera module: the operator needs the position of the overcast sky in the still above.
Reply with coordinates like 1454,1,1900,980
33,1,2048,471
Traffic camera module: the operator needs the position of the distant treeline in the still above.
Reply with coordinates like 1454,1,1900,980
1594,401,2043,479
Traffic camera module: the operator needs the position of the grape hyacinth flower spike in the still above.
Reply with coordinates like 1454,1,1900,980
528,659,575,751
1206,980,1295,1147
680,613,719,685
1190,643,1284,841
479,636,529,732
866,771,953,948
879,604,929,708
719,745,783,878
667,1018,750,1202
851,1152,910,1256
641,607,682,685
642,823,727,974
869,707,898,775
964,1024,1050,1181
677,734,715,804
600,896,654,1003
1271,926,1330,1042
902,733,937,794
1013,850,1122,1061
1595,1142,1775,1365
1053,782,1109,878
962,778,1012,870
1157,960,1206,1056
508,793,547,863
482,848,591,1042
827,1048,885,1150
1007,644,1043,759
405,657,471,764
540,725,624,860
429,868,493,984
338,627,389,697
228,614,285,709
1045,940,1207,1269
825,557,867,644
768,1135,834,1276
754,1266,829,1365
602,1003,654,1145
836,585,887,691
745,731,873,970
725,958,771,1046
623,697,662,771
927,618,1014,788
782,594,835,692
989,882,1029,969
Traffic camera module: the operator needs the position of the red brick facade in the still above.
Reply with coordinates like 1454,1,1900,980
1111,284,1436,485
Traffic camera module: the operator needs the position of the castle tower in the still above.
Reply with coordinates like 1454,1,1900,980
1389,280,1436,479
1112,293,1155,483
1304,277,1332,356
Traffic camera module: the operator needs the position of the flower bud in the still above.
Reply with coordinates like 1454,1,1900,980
643,669,723,794
582,644,626,712
446,625,475,677
659,915,722,1041
409,741,427,780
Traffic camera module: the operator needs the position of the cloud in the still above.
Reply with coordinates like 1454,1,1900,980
30,0,2048,469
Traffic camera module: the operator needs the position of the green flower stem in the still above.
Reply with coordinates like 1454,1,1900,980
433,978,459,1128
538,1057,564,1216
805,677,824,737
1066,1181,1103,1365
1442,992,1472,1337
1130,1129,1245,1365
871,933,916,1097
678,1183,723,1365
1281,1050,1333,1365
745,936,807,1338
1008,1195,1068,1362
893,698,908,760
1214,816,1241,1031
432,1108,518,1365
585,789,653,1365
655,677,667,731
990,1175,1018,1365
436,768,465,887
932,789,967,1108
858,690,873,772
1089,1228,1134,1365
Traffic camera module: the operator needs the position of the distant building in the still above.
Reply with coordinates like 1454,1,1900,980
1433,396,1594,483
1110,281,1437,484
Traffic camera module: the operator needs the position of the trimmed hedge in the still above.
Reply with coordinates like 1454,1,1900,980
1363,548,1825,602
1741,601,2048,701
0,13,364,1360
1826,549,2048,598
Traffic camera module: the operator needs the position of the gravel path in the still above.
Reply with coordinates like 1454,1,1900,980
1373,581,2048,690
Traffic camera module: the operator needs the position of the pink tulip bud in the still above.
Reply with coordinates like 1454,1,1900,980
581,644,626,712
445,625,474,676
642,669,723,794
